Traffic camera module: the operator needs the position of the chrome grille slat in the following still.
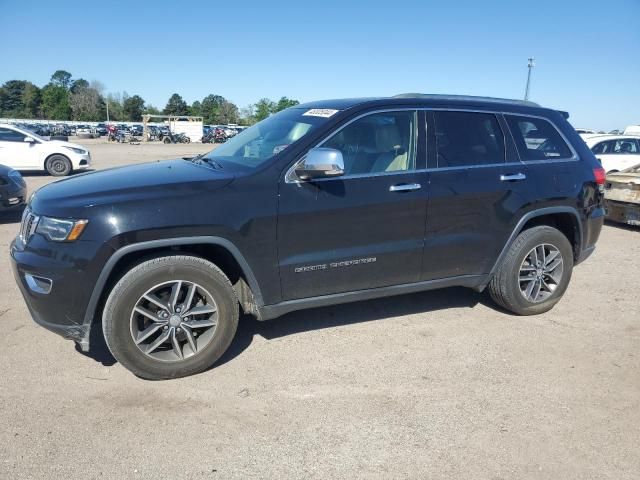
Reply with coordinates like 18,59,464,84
19,208,39,244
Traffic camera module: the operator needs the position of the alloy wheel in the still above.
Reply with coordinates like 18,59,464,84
518,243,564,303
129,280,218,362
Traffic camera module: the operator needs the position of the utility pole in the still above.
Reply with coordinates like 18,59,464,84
106,99,110,123
524,57,535,101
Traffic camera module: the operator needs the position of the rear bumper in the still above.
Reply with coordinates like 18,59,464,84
605,199,640,226
576,205,605,265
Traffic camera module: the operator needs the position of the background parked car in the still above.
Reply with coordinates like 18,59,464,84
0,164,26,213
0,123,91,176
584,135,640,172
604,163,640,226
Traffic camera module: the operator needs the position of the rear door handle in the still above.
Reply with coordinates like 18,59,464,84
500,173,526,182
389,183,421,192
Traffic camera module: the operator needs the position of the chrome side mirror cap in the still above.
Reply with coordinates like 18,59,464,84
295,148,344,181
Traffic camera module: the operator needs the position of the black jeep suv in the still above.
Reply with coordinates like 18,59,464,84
11,95,606,379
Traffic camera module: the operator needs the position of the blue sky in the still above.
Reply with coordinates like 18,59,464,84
1,0,639,130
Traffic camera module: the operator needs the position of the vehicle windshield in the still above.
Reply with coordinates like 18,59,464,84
201,108,336,169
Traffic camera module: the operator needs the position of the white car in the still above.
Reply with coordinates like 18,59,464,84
584,134,640,173
0,124,91,176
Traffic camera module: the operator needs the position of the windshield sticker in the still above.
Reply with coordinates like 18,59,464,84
303,109,339,118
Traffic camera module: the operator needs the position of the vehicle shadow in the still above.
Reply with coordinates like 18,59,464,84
78,287,487,371
213,286,486,370
19,169,95,178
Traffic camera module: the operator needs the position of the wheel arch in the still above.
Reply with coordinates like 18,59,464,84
82,237,263,336
484,207,583,289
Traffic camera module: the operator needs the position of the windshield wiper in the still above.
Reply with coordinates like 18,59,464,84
192,155,223,169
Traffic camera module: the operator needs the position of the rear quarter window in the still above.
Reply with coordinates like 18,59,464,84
505,115,573,161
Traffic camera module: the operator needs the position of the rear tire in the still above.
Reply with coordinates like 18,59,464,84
163,137,171,144
102,255,239,379
45,154,72,176
488,226,573,315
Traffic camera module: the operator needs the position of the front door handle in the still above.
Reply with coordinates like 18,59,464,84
500,173,526,182
389,183,421,192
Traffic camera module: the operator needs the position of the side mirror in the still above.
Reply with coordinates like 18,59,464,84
295,148,344,181
23,136,36,143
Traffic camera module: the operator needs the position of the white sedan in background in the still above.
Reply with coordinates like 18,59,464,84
583,134,640,173
0,124,91,176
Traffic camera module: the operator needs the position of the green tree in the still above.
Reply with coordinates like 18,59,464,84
215,100,239,124
189,100,202,117
163,93,188,116
0,80,28,116
254,98,275,122
144,104,161,116
274,96,299,112
105,93,125,121
123,94,146,121
70,78,89,93
50,70,73,90
21,82,42,118
201,94,225,124
41,84,71,120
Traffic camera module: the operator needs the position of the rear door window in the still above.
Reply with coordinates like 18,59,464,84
505,115,572,161
591,140,616,154
433,111,505,168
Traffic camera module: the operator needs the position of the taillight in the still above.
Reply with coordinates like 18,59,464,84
593,166,606,185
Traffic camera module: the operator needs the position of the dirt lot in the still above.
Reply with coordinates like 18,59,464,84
0,139,638,479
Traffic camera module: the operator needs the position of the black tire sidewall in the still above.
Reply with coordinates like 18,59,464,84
501,227,573,314
103,257,238,379
46,155,72,176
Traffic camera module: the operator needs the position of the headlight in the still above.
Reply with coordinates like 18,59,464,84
8,170,26,187
36,217,88,242
64,146,87,155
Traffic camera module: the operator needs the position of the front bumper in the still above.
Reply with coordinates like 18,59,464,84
10,236,108,351
70,152,91,170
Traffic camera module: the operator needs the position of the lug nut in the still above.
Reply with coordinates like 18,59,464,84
163,326,168,330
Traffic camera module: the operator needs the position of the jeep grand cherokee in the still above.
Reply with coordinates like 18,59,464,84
11,94,606,379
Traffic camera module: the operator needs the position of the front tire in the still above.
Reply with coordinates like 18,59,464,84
102,255,239,379
488,226,573,315
45,154,72,176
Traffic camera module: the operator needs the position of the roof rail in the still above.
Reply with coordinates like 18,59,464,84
392,93,541,107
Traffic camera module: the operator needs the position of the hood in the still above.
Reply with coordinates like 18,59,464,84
30,159,234,216
47,139,87,150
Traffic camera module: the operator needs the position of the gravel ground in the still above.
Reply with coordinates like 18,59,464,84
0,139,638,479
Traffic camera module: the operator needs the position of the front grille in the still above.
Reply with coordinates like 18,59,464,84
20,208,39,244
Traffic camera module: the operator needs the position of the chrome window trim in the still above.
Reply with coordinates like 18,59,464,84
284,107,580,183
285,108,420,184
